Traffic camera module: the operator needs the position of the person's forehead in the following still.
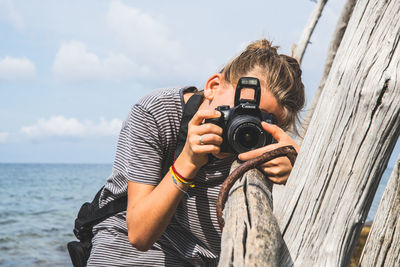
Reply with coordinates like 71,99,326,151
260,89,284,124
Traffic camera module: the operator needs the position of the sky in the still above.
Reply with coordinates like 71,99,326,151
0,0,399,166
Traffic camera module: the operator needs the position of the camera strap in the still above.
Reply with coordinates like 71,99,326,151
174,89,204,160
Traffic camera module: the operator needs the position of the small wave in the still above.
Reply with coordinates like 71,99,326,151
28,209,57,216
0,219,17,225
56,244,67,252
0,210,20,218
0,237,14,243
34,258,49,265
43,227,60,233
16,232,41,239
0,245,12,251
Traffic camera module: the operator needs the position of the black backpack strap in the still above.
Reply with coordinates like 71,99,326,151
92,186,103,207
73,188,127,241
174,92,204,160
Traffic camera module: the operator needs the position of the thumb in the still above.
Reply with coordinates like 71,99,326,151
261,121,284,142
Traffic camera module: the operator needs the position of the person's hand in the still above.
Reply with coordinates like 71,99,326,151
180,109,223,169
238,122,299,184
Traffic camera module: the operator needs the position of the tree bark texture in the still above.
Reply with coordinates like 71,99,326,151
274,0,400,265
292,0,328,64
359,154,400,266
299,0,357,143
218,161,283,267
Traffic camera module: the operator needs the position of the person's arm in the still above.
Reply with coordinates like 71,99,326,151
126,109,222,251
126,155,196,251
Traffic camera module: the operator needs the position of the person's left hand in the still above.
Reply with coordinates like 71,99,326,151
238,121,300,184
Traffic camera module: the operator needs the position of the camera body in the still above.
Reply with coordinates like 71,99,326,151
205,77,277,154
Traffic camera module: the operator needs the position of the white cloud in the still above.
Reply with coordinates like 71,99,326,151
0,132,8,143
107,1,182,64
0,56,36,81
89,117,123,136
21,116,122,138
52,41,150,81
105,1,200,81
0,0,25,31
52,2,200,83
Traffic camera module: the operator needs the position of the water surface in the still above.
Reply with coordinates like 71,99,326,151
0,163,392,266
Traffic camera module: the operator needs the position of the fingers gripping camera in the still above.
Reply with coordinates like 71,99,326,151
205,77,277,154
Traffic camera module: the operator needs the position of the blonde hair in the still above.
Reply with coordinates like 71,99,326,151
220,39,305,133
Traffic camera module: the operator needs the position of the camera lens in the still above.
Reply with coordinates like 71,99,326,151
228,115,267,153
237,126,259,149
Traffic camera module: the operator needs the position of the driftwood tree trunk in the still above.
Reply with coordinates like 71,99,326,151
299,0,357,143
218,161,283,266
359,155,400,266
292,0,328,64
273,0,400,265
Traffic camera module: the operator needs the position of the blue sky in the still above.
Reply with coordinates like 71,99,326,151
0,0,398,166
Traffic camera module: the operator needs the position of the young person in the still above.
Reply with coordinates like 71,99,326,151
87,39,305,266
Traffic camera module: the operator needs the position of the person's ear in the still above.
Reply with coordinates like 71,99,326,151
204,73,223,101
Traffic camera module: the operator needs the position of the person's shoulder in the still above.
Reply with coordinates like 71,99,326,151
135,87,182,110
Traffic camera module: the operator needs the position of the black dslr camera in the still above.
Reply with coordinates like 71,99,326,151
205,77,277,154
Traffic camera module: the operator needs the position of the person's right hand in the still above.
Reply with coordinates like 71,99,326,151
180,109,223,169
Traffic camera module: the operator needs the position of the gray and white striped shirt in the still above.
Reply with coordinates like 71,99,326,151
87,87,235,267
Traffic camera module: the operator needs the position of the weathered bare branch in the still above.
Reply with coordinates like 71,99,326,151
359,154,400,266
299,0,357,144
218,161,284,266
216,146,297,230
218,146,297,266
292,0,328,64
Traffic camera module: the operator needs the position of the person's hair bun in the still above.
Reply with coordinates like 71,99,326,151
245,39,279,55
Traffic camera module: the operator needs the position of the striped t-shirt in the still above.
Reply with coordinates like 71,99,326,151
87,87,235,267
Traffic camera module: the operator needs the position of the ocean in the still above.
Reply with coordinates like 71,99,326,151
0,163,110,267
0,163,393,266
